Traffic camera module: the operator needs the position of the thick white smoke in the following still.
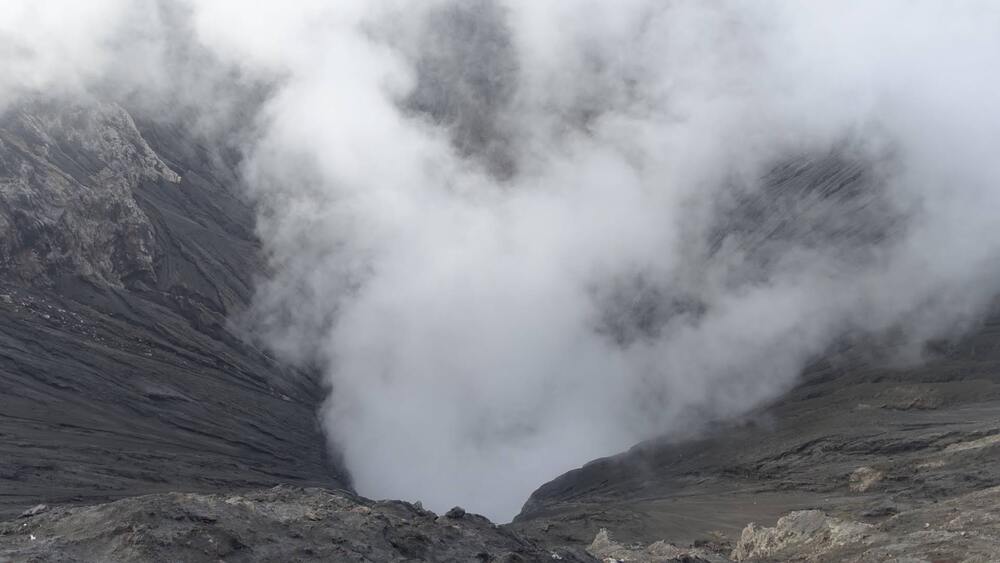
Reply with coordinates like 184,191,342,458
5,1,1000,521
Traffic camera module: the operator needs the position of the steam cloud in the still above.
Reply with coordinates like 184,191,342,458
4,1,1000,520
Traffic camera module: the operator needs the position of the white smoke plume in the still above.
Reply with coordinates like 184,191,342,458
4,1,1000,521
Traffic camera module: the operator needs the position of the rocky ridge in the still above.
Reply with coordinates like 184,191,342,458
0,486,593,562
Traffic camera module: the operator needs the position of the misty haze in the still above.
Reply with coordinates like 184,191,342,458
3,2,1000,562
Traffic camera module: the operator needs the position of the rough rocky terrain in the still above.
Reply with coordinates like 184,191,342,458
584,483,1000,562
0,486,595,562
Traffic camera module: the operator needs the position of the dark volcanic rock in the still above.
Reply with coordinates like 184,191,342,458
0,99,348,519
0,486,595,562
445,506,467,519
0,100,171,287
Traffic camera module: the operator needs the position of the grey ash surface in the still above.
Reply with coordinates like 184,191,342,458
0,101,348,519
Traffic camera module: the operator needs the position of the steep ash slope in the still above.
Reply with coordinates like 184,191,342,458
0,100,348,519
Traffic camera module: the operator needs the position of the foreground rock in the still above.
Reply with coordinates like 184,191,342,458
730,485,1000,561
0,486,594,562
583,484,1000,562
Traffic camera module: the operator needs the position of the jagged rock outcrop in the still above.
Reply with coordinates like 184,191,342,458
731,510,875,561
729,485,1000,561
0,486,595,562
580,484,1000,563
0,100,178,287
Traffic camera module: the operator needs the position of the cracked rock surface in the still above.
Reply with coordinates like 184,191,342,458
0,486,594,563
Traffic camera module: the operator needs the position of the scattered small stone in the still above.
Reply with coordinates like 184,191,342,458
850,466,885,493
